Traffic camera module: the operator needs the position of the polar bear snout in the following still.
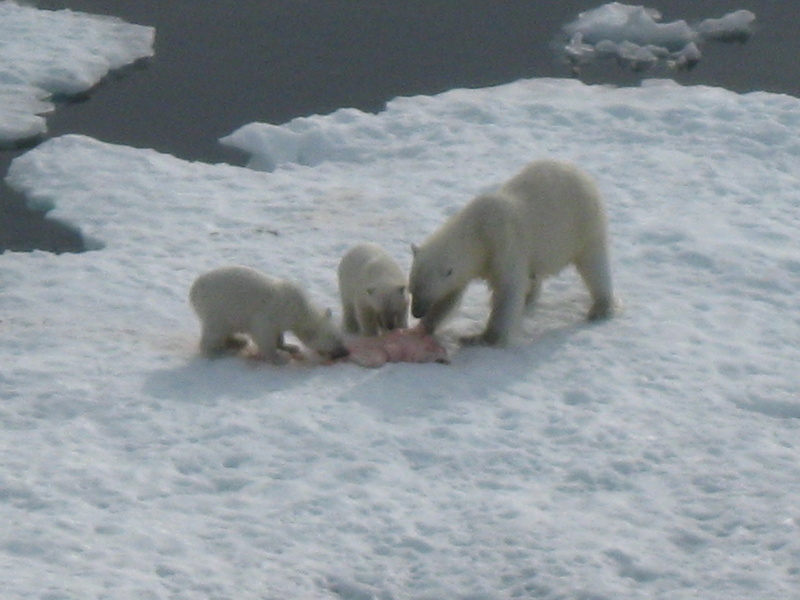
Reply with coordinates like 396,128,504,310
410,296,429,319
410,282,442,320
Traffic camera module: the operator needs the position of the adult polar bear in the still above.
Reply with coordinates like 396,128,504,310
409,159,615,346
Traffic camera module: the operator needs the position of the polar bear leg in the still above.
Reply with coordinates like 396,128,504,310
277,333,301,356
198,321,237,356
481,279,527,346
357,306,380,337
249,322,290,364
574,239,614,320
398,309,409,330
525,275,541,309
463,259,527,346
342,301,360,334
419,288,464,334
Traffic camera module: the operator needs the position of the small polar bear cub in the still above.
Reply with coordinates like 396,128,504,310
410,159,615,347
337,242,409,336
189,265,349,363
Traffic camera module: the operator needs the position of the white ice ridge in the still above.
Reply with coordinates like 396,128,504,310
0,0,154,147
560,2,756,73
3,78,800,599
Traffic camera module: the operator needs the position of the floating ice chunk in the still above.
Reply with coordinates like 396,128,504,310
668,42,702,71
696,9,756,43
564,32,596,69
0,1,155,147
559,3,755,75
615,41,661,72
220,116,360,171
0,83,53,145
563,3,694,51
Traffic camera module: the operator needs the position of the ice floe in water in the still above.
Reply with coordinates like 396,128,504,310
559,2,756,74
0,1,154,147
2,74,800,599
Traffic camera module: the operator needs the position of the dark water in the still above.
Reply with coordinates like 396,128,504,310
3,0,798,253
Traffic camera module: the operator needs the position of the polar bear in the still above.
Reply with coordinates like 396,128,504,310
409,159,615,346
189,265,349,363
337,242,409,336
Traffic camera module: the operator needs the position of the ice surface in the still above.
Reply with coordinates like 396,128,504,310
3,76,800,598
560,2,756,73
0,0,154,147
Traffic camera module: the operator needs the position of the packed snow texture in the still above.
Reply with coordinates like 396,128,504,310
560,2,756,73
0,0,154,147
3,76,800,599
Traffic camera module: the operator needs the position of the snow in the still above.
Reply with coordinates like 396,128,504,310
560,3,756,73
0,0,154,147
2,6,800,600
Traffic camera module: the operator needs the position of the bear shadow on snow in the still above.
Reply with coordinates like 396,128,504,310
142,356,315,403
144,290,592,408
340,315,584,419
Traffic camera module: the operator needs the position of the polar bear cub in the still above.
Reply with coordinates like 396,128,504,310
189,265,349,363
410,159,615,346
337,242,409,336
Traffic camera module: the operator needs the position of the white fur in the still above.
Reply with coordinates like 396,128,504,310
337,242,409,336
189,266,348,363
409,159,615,346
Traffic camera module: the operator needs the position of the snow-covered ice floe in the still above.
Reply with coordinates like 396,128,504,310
0,0,154,147
560,2,756,73
3,77,800,599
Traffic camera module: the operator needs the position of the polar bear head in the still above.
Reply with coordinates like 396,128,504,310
295,308,350,359
366,284,409,331
409,242,472,319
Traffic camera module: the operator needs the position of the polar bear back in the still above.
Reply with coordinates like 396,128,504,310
485,159,607,277
338,242,406,296
189,265,302,331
